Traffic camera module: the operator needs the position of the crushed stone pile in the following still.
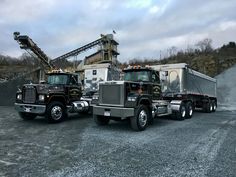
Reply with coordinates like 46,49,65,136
215,64,236,111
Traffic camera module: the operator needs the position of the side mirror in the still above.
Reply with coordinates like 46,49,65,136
17,85,21,92
39,80,46,84
160,71,168,81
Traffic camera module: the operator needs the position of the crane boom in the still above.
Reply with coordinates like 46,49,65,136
52,37,105,62
14,32,118,71
13,32,53,69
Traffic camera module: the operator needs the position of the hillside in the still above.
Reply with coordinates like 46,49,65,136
0,53,80,82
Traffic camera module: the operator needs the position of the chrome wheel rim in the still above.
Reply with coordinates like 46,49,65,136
181,106,186,118
213,103,216,111
51,106,62,120
189,105,193,116
139,110,147,127
210,104,213,112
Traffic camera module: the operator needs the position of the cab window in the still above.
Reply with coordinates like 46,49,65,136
70,75,78,85
152,72,160,83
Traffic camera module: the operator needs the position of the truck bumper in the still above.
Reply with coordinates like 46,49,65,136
14,103,46,114
93,105,134,119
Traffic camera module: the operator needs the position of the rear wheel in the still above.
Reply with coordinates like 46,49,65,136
212,101,217,112
130,105,149,131
186,102,193,119
19,112,37,120
46,101,67,123
94,115,110,125
203,101,212,113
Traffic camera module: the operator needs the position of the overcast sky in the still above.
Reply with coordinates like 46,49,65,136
0,0,236,62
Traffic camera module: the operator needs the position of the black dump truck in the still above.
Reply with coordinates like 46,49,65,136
92,63,217,131
15,71,90,123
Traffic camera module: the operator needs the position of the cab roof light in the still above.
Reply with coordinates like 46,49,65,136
49,69,64,73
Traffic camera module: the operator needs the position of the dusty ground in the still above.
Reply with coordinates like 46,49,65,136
0,106,235,177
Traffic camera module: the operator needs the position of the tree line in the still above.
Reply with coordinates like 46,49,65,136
1,39,236,77
118,39,236,77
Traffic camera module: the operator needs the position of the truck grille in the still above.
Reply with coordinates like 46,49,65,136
23,86,36,103
99,83,124,106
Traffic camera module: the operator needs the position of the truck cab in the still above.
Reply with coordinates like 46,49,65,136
92,66,171,131
123,66,161,100
15,70,90,123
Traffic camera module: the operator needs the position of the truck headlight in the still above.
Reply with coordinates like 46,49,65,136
127,96,137,102
92,95,99,100
17,94,22,100
39,95,45,101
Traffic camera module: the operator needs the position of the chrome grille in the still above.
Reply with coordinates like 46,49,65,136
23,86,36,103
99,83,124,106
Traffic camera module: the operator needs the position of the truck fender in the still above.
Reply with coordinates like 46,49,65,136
170,100,183,111
137,97,152,107
47,95,66,105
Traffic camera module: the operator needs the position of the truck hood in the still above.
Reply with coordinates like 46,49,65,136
22,84,65,94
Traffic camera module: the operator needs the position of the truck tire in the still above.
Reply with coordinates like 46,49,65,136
174,102,186,121
130,105,149,131
19,112,37,120
149,115,154,125
212,101,217,112
94,115,110,125
46,101,67,123
203,101,213,113
185,102,193,119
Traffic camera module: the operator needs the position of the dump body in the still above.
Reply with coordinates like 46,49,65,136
151,63,217,98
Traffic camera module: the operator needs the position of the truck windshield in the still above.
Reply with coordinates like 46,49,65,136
47,75,68,85
124,71,150,82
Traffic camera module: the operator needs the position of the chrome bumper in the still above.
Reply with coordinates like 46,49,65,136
93,105,134,119
14,103,46,114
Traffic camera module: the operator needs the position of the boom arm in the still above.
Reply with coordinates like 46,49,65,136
13,32,54,69
14,32,117,70
52,35,107,62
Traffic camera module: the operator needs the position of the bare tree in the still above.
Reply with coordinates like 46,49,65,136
195,38,213,53
169,46,178,57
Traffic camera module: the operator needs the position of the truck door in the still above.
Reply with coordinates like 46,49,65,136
68,75,82,102
151,71,161,100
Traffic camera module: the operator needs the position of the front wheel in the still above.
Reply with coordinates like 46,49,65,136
186,102,193,119
174,102,186,121
130,105,149,131
94,115,110,125
19,112,37,120
45,101,67,123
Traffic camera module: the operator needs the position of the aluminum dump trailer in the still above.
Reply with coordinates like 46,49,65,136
151,63,217,112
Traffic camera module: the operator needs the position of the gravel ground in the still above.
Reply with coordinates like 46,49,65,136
0,107,236,177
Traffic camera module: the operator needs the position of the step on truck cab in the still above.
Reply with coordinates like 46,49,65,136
92,63,217,131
